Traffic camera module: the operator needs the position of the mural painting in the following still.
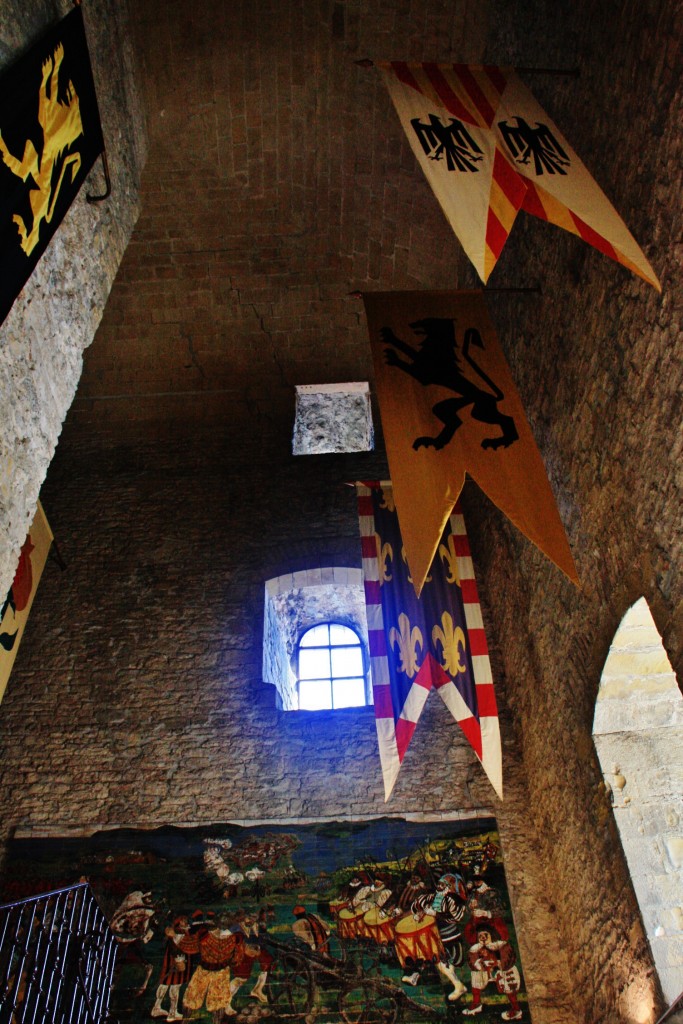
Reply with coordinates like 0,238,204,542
3,818,529,1023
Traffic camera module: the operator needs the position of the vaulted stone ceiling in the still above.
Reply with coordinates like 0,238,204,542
54,0,681,699
65,1,465,442
63,0,679,450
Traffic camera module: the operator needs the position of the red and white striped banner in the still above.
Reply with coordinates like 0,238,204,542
357,482,502,801
379,62,659,289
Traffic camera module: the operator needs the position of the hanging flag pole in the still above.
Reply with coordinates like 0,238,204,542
348,287,542,297
355,59,580,77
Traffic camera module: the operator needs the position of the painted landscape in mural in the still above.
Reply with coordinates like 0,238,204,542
3,818,529,1023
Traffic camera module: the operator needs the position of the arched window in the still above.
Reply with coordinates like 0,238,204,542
297,623,368,710
262,568,370,711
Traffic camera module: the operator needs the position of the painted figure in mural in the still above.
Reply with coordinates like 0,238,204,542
292,905,331,955
473,841,499,877
150,916,193,1020
227,909,274,1004
462,926,522,1020
397,872,428,911
282,864,305,890
404,873,467,1000
351,874,393,913
110,890,156,997
175,910,245,1022
245,866,266,900
464,877,509,946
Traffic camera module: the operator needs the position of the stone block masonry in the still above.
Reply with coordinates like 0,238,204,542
0,438,574,1024
0,0,147,597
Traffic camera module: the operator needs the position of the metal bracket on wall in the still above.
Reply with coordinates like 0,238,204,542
71,0,111,203
354,59,579,78
86,150,111,204
48,538,67,572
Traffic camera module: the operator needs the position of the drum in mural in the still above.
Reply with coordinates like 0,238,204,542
1,817,530,1022
338,906,367,941
329,897,346,919
394,913,444,967
363,906,396,946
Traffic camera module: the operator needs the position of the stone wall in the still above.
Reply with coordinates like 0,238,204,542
0,0,146,597
0,0,680,1022
459,3,683,1017
0,438,574,1024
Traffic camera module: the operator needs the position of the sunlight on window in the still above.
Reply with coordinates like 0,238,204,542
297,623,367,710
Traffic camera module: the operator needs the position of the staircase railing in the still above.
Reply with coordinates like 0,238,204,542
0,882,117,1024
655,991,683,1024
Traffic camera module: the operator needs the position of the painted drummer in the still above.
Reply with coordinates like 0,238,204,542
351,875,394,914
404,873,467,1001
397,872,428,911
464,877,509,946
461,926,522,1020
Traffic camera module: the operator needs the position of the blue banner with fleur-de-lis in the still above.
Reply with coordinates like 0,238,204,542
357,482,502,800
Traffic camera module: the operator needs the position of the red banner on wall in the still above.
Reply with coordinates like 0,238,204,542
0,502,53,702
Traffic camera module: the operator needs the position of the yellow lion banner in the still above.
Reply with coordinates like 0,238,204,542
363,290,578,596
0,6,104,324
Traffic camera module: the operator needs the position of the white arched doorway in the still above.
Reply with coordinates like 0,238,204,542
593,597,683,1005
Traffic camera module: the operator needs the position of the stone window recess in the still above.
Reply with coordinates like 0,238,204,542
263,568,370,711
593,597,683,1004
291,383,374,455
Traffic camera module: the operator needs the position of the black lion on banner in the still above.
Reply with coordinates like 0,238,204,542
381,318,518,452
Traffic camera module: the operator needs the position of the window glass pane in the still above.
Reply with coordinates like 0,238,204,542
299,679,332,710
300,624,330,647
331,645,363,678
329,624,359,646
332,677,366,708
299,647,331,680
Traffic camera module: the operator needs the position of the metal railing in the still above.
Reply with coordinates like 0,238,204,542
655,990,683,1024
0,883,117,1024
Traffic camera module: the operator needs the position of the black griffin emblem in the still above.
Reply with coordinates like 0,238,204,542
381,318,518,452
411,115,484,172
498,116,570,175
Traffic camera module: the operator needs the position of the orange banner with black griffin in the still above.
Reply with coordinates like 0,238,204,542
0,6,104,325
363,290,578,596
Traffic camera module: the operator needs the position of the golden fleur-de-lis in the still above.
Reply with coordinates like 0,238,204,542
375,532,393,584
389,613,424,678
432,612,467,676
438,534,461,586
402,546,432,585
379,487,395,512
